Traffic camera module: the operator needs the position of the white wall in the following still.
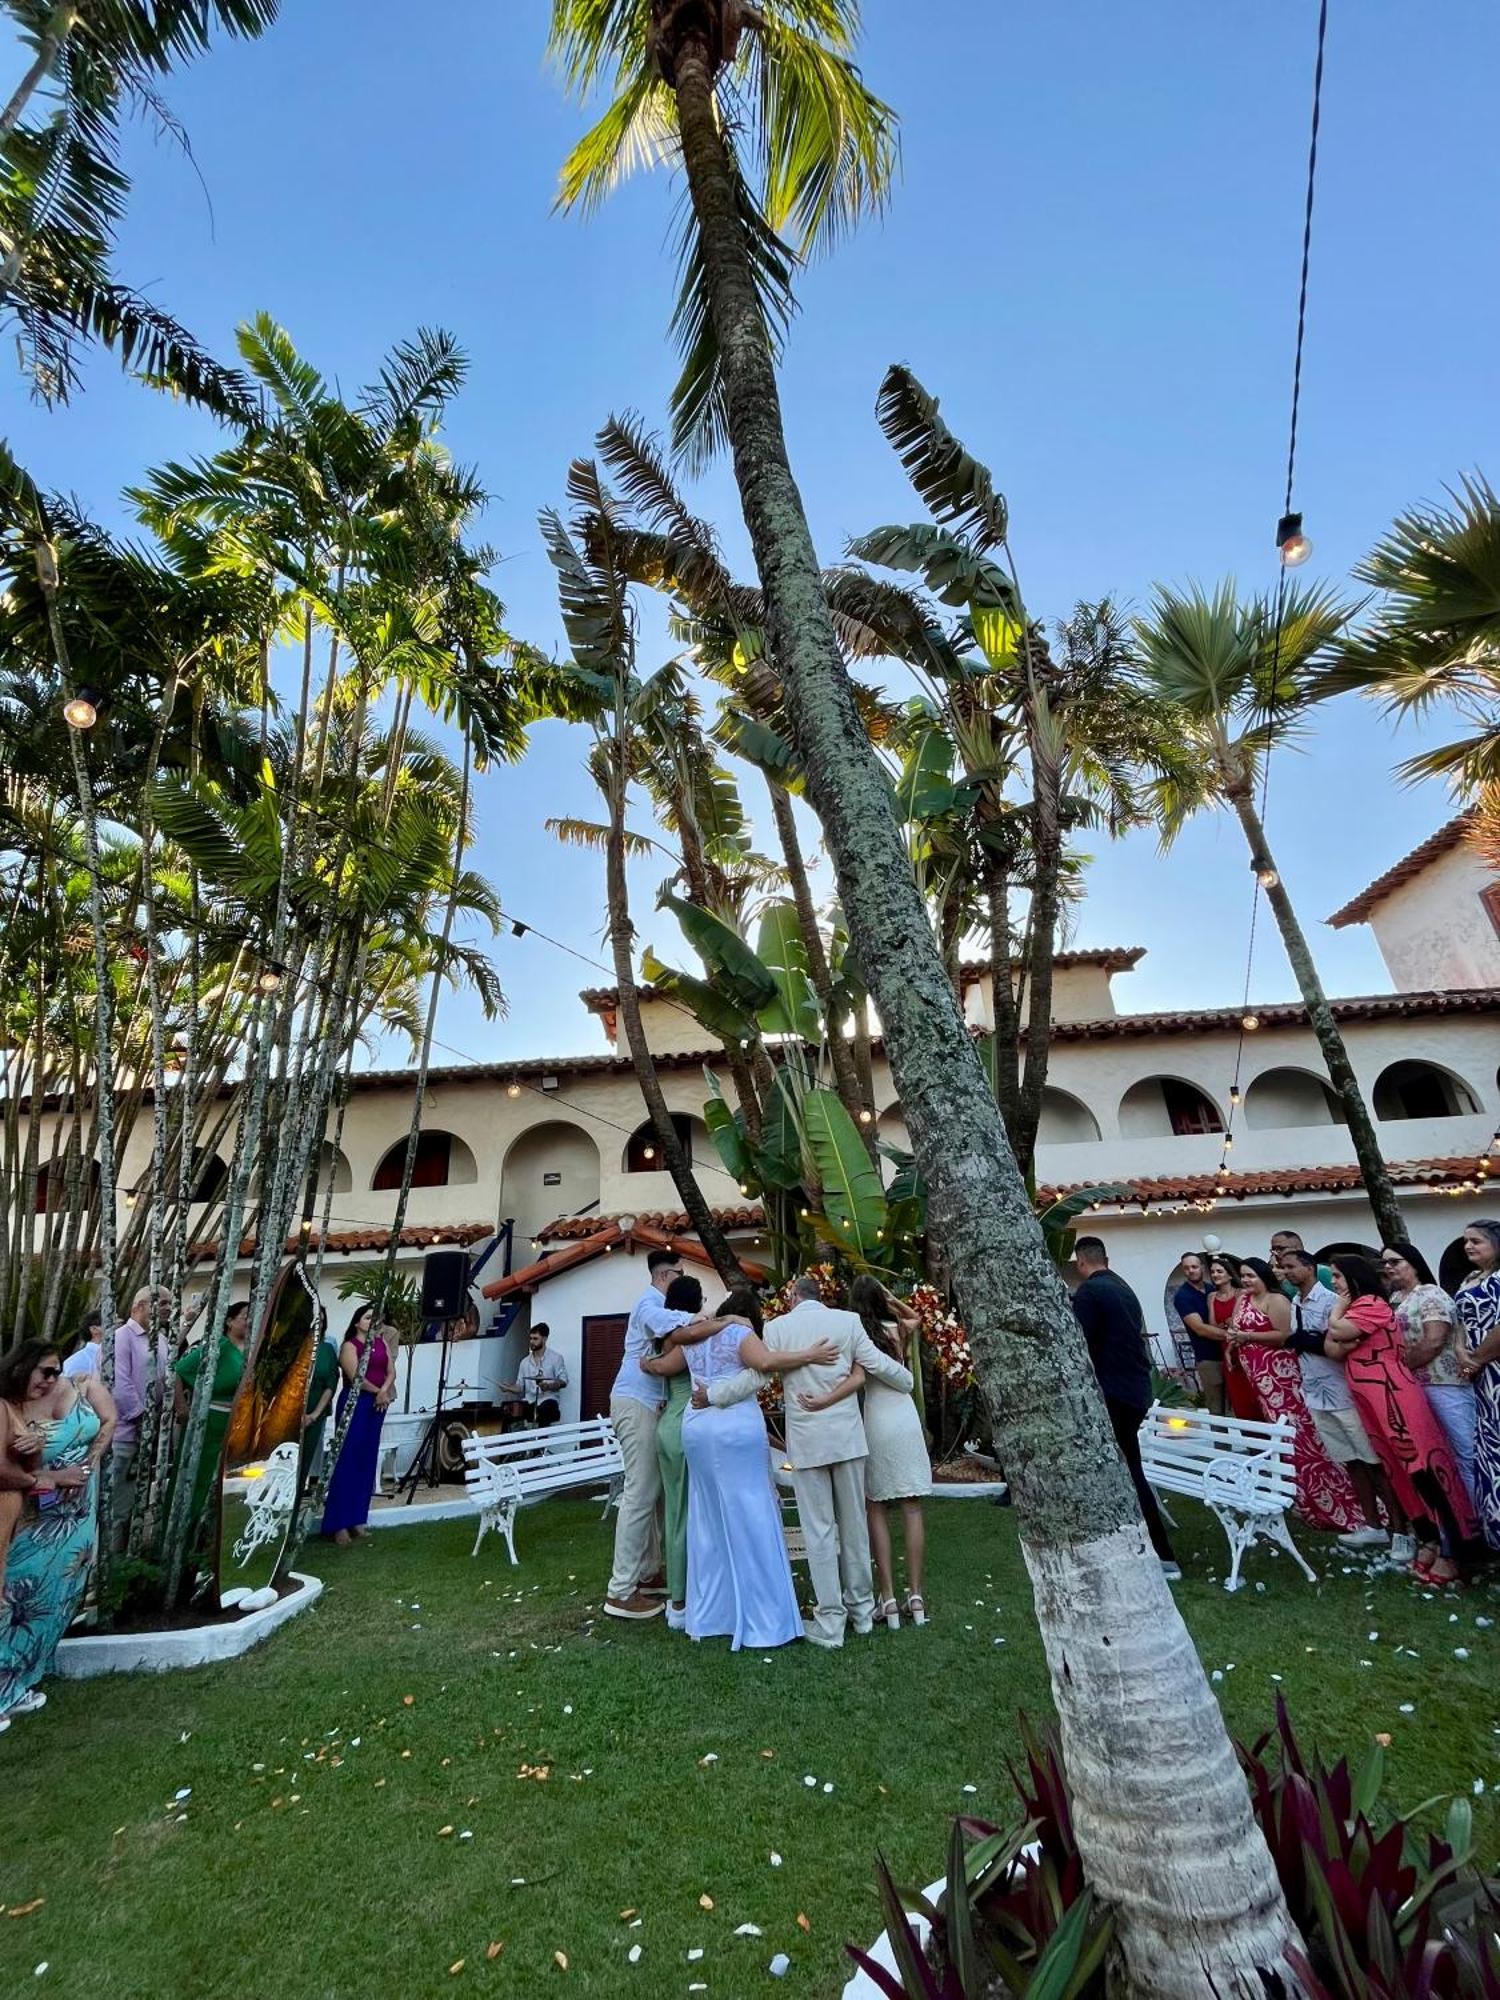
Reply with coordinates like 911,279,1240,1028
1367,842,1500,993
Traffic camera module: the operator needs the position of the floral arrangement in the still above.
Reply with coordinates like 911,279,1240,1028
906,1281,974,1387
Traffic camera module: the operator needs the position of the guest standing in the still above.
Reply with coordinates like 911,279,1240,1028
1224,1258,1362,1534
1278,1248,1403,1554
320,1307,396,1546
845,1276,930,1628
1326,1254,1478,1583
675,1287,803,1650
1455,1220,1500,1551
0,1341,115,1730
171,1300,251,1540
1206,1256,1257,1417
1172,1252,1225,1413
62,1311,104,1377
1381,1243,1476,1504
107,1287,171,1551
1070,1237,1178,1579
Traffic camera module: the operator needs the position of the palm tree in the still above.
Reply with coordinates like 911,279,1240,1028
545,7,1299,1986
1316,473,1500,800
541,470,740,1282
1135,580,1405,1246
1,0,276,405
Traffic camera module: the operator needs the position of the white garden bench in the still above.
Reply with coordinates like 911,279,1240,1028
462,1417,623,1566
1137,1402,1317,1593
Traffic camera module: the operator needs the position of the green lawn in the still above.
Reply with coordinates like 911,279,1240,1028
3,1499,1498,1998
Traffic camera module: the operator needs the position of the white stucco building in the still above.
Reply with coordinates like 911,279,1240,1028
65,814,1500,1430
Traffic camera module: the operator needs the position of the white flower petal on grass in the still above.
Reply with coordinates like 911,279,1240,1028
735,1924,763,1937
803,1775,816,1788
627,1945,642,1964
687,1947,704,1962
1399,1703,1416,1715
769,1853,782,1868
769,1953,791,1976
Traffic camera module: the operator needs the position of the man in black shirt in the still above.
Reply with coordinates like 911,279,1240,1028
1071,1236,1179,1578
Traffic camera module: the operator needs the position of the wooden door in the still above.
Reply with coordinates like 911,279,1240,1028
580,1314,628,1420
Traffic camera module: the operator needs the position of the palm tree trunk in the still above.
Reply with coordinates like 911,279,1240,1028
605,748,739,1282
665,30,1299,1993
0,12,77,141
1013,752,1063,1175
983,845,1021,1147
1225,784,1404,1242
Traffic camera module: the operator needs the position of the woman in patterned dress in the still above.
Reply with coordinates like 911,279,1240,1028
1326,1255,1479,1584
0,1339,115,1729
1455,1220,1500,1552
1224,1257,1362,1533
1380,1242,1476,1503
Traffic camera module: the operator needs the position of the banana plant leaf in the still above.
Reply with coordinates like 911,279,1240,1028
756,899,822,1042
1037,1186,1127,1271
757,1068,804,1191
641,948,759,1048
703,1092,755,1189
803,1088,889,1261
659,891,778,1013
715,709,804,792
895,718,958,823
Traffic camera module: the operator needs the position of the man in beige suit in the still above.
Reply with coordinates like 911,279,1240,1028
704,1274,913,1648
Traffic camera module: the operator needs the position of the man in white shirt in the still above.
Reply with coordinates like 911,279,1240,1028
706,1273,914,1648
62,1310,104,1380
500,1323,569,1429
604,1249,719,1620
1280,1247,1398,1554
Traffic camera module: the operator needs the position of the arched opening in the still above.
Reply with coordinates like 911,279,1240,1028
1372,1061,1479,1121
33,1159,102,1214
1118,1076,1224,1140
189,1149,230,1203
500,1120,602,1250
624,1115,694,1175
314,1142,353,1194
1036,1087,1102,1145
371,1129,478,1191
1439,1236,1475,1296
1242,1068,1345,1130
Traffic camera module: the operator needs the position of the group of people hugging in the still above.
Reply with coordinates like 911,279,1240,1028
599,1252,933,1650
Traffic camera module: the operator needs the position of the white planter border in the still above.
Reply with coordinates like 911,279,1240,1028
55,1570,323,1679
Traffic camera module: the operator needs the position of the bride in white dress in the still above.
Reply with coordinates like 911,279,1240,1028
674,1286,810,1651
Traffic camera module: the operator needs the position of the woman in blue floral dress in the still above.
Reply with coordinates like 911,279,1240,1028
0,1339,115,1727
1455,1221,1500,1552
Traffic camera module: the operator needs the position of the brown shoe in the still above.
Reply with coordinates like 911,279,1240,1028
604,1592,665,1621
637,1572,668,1596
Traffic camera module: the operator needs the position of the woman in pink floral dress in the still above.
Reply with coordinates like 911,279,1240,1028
1225,1258,1362,1534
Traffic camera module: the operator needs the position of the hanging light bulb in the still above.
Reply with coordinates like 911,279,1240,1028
1229,1085,1241,1106
1241,1013,1260,1032
857,1109,873,1125
63,685,100,730
506,1082,521,1099
1276,511,1313,568
642,1145,655,1161
1252,855,1280,889
257,962,285,995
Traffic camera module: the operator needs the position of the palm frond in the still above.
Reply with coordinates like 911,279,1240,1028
873,363,1008,550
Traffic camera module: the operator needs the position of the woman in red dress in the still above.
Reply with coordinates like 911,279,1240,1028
1206,1256,1262,1421
1325,1255,1479,1584
1224,1258,1362,1534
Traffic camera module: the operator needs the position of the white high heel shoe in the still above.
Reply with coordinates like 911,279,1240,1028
905,1593,927,1627
879,1596,901,1631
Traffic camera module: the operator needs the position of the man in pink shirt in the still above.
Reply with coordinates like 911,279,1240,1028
109,1288,171,1551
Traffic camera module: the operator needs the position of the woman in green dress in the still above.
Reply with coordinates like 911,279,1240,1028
172,1300,250,1540
300,1315,342,1481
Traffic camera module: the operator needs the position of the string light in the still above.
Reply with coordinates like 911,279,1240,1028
257,963,285,995
1275,511,1313,568
1241,1014,1260,1033
63,686,99,729
506,1082,521,1099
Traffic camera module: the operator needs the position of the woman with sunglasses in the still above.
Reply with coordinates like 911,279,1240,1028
0,1338,115,1730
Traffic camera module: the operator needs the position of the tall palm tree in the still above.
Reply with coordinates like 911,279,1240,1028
541,470,740,1282
1135,580,1405,1246
545,7,1298,1987
1,1,277,405
1316,473,1500,800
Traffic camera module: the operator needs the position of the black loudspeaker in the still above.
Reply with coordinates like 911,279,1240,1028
420,1248,470,1319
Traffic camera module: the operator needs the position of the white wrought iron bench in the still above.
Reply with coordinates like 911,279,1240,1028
462,1417,623,1566
1137,1402,1316,1593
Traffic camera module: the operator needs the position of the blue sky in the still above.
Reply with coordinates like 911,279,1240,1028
9,1,1498,1064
